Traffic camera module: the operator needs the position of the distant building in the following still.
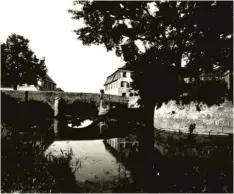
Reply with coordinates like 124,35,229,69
0,74,57,91
183,70,232,90
104,65,134,97
198,71,232,89
38,74,57,91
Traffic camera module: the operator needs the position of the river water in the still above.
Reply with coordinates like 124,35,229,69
43,132,233,193
44,139,138,192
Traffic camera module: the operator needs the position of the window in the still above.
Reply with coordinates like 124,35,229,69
129,82,133,88
122,72,126,77
121,81,130,88
126,82,130,88
122,93,126,97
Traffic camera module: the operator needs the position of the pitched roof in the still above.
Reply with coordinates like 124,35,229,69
44,74,56,84
104,71,120,86
104,64,133,86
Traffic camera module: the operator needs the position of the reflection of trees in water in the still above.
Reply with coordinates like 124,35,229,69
151,131,233,193
103,130,233,193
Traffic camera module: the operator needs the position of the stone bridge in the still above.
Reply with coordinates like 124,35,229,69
1,90,139,141
1,90,128,109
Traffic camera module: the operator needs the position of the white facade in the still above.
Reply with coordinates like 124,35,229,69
104,70,133,97
0,84,38,91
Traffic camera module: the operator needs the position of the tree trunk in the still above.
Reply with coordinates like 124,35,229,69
139,100,156,192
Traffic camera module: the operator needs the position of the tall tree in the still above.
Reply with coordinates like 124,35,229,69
69,1,232,100
69,1,233,190
1,33,47,90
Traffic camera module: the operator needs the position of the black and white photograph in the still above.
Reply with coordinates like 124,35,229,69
0,0,233,193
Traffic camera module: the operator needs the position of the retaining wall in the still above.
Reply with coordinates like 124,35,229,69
154,100,233,135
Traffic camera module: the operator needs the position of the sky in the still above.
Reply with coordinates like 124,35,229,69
0,0,125,93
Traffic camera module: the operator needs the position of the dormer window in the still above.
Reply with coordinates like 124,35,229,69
122,72,126,77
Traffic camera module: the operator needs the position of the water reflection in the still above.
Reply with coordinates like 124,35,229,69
48,119,233,193
45,139,135,192
53,117,135,140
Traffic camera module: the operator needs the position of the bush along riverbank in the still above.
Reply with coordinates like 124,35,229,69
1,122,80,193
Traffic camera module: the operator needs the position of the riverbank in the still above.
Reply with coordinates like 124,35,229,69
1,123,79,193
1,91,233,192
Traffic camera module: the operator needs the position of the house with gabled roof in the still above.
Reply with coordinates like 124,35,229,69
104,64,134,97
38,74,57,91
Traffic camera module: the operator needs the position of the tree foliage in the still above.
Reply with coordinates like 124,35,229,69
69,2,233,188
1,34,47,90
69,1,233,106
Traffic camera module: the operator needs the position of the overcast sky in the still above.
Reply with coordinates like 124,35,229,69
0,0,125,93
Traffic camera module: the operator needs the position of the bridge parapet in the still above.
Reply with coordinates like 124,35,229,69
1,90,128,109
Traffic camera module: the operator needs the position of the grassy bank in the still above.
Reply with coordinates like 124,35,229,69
1,123,80,193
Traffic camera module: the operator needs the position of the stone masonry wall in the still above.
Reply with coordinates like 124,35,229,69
154,100,233,135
